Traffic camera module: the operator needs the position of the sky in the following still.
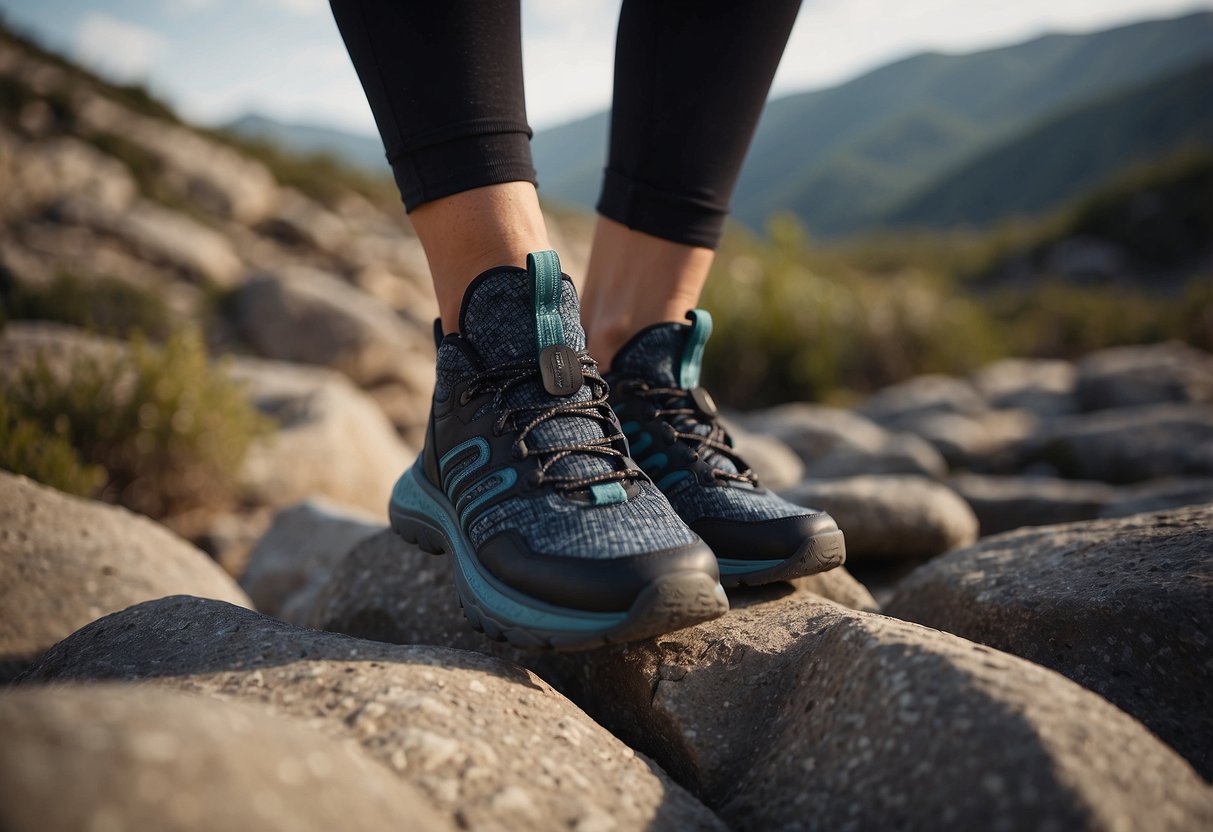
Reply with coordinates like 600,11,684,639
1,0,1209,133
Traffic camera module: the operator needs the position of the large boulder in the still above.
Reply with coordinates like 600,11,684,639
0,684,451,832
737,404,947,479
1017,403,1213,483
0,473,251,682
24,597,726,832
531,596,1210,830
240,499,382,624
1075,342,1213,411
233,267,434,396
232,358,413,516
780,476,979,559
886,504,1213,778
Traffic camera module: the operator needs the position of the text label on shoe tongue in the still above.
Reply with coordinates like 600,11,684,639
540,344,583,396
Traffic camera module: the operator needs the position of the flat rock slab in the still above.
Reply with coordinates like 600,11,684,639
886,504,1213,778
0,683,452,832
780,475,979,559
0,473,250,681
24,597,725,832
545,595,1213,831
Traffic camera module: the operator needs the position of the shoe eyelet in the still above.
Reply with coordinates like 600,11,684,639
459,389,473,406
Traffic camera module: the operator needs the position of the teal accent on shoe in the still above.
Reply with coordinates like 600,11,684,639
439,437,490,494
529,250,565,351
656,470,691,490
716,556,786,575
590,482,628,505
639,452,668,472
620,420,641,437
628,433,653,456
680,309,713,389
390,462,627,631
457,467,518,525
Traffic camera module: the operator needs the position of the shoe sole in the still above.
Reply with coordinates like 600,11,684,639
716,528,847,588
388,461,729,650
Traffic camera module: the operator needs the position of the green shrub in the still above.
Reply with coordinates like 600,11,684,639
0,394,105,496
1,273,174,340
1,329,273,518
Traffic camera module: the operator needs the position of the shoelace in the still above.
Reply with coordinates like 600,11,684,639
460,355,646,492
620,381,759,486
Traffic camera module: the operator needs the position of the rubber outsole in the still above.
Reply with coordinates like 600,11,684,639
389,462,728,651
716,528,847,588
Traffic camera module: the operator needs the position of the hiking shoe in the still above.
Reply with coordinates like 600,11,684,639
388,251,728,649
606,309,846,588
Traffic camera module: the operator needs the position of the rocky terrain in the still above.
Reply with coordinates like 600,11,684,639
2,23,1213,832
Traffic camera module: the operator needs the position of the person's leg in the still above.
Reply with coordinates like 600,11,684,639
582,0,802,367
328,0,547,331
329,0,728,647
589,0,847,586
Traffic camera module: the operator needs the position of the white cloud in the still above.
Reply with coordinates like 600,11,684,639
74,12,167,81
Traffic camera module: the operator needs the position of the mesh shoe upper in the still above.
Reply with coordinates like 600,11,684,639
607,312,823,526
430,260,699,560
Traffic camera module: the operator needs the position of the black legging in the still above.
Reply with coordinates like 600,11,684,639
329,0,801,249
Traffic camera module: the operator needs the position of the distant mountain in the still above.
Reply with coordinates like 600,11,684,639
223,113,389,176
532,10,1213,236
886,59,1213,229
225,12,1213,238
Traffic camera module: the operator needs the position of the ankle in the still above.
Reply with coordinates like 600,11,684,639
581,217,713,369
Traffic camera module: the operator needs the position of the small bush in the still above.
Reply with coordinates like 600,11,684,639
1,272,174,341
1,329,274,518
0,394,105,496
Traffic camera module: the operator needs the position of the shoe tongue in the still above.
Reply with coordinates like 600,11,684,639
611,310,741,478
610,310,712,389
457,251,611,483
459,253,586,368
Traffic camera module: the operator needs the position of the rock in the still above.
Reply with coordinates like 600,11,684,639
948,473,1120,535
76,94,279,224
1018,403,1213,483
1076,342,1213,411
887,505,1213,778
788,569,879,612
0,684,451,832
540,595,1213,830
57,195,243,286
234,268,434,393
231,358,413,516
720,417,805,490
0,472,251,682
25,597,726,832
1100,476,1213,518
240,499,382,625
972,358,1078,417
4,134,137,217
0,321,124,383
858,374,987,423
307,529,882,649
780,476,979,559
886,408,1037,471
738,404,947,479
255,188,350,255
